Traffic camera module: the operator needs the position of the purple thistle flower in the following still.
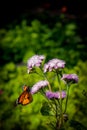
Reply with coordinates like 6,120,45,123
30,80,49,94
44,58,65,73
27,55,45,73
46,91,66,99
61,74,78,84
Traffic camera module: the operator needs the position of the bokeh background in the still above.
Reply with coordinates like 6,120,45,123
0,0,87,130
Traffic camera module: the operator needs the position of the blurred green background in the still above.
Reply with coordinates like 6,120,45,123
0,1,87,130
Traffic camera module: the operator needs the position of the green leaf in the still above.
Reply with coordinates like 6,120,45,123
40,101,51,116
69,120,87,130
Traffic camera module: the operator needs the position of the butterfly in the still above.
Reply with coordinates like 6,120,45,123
16,85,33,106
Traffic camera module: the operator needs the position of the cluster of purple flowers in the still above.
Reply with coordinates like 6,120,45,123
27,55,45,73
44,58,65,73
25,55,79,129
30,80,49,94
27,55,78,100
46,91,66,99
61,74,78,84
30,80,66,99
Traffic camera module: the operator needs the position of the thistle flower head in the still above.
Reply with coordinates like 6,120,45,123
27,55,45,73
61,74,78,84
30,80,49,94
46,91,66,99
44,58,65,73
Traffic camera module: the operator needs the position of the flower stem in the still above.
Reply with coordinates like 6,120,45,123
56,71,62,108
56,70,63,129
64,84,70,114
40,67,52,91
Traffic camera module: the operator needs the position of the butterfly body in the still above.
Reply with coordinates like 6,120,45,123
16,85,33,106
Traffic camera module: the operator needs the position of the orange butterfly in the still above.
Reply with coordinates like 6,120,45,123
16,85,33,106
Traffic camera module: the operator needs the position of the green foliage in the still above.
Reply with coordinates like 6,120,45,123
0,60,87,130
0,18,87,130
63,61,87,129
0,19,86,66
69,120,87,130
40,101,51,116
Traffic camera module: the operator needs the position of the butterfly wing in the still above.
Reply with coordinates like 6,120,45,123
22,92,33,105
16,91,33,105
